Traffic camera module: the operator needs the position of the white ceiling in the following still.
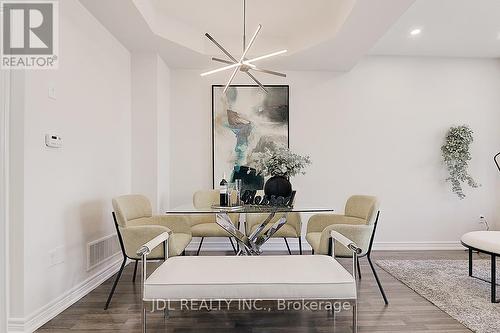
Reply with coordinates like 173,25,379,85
81,0,415,70
371,0,500,58
149,0,354,56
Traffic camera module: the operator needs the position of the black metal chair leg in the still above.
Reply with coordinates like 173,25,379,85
298,237,302,255
469,248,473,276
284,238,292,255
492,254,497,303
367,255,388,305
132,260,138,282
104,258,127,310
312,249,314,255
196,237,204,256
356,257,362,280
228,237,237,254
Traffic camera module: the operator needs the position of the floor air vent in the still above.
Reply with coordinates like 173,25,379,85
87,234,121,271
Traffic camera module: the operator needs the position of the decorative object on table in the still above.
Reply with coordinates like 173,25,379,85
241,190,296,208
219,173,229,207
250,145,311,198
201,0,287,93
231,166,264,191
212,85,289,188
234,179,243,206
441,125,480,199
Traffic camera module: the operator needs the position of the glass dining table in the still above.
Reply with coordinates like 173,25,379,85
166,205,333,255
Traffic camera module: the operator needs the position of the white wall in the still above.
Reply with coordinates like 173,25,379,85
9,0,132,329
170,57,500,248
1,69,10,333
131,53,159,211
157,58,171,212
131,53,171,213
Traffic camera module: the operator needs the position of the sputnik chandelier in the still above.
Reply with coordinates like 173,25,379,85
201,0,287,93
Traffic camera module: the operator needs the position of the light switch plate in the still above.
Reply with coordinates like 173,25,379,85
49,246,65,267
48,86,56,100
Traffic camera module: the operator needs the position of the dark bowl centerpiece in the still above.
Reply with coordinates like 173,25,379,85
249,145,311,199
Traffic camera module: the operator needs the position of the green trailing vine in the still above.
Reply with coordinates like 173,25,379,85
441,125,479,199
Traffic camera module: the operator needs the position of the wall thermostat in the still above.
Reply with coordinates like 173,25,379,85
45,134,63,148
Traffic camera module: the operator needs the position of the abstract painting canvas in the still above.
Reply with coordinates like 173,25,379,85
212,85,289,188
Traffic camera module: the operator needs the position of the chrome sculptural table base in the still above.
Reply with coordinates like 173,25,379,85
215,211,288,255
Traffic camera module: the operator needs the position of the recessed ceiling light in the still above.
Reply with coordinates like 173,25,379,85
410,28,422,36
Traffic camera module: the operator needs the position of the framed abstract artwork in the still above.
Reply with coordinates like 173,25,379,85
212,85,289,189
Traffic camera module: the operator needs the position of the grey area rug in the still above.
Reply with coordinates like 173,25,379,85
376,259,500,333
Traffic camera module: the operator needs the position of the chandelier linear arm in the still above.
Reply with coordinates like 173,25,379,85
246,71,268,93
223,66,240,93
212,57,236,65
245,49,287,63
205,33,238,62
251,67,286,78
201,63,240,77
240,24,261,61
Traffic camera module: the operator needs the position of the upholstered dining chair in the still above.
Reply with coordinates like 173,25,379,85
306,195,388,304
191,190,240,255
105,194,192,310
245,192,302,254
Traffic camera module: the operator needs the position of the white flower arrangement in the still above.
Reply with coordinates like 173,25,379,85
441,125,479,199
249,145,311,178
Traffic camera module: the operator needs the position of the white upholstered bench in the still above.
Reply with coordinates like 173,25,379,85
137,230,361,332
461,231,500,303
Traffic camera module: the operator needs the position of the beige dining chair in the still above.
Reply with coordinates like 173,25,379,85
305,195,387,304
191,190,240,255
105,194,192,309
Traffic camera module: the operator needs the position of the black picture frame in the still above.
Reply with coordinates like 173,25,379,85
211,84,290,188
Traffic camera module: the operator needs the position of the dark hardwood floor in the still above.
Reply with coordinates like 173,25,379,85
36,250,473,333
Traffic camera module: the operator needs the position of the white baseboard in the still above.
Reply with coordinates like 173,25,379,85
8,254,123,333
186,238,465,252
372,241,464,251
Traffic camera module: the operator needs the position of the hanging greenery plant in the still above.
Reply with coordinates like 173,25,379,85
441,125,479,199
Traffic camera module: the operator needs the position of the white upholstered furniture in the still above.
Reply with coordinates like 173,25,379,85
137,230,361,333
306,195,388,304
461,231,500,303
105,194,192,309
191,190,239,254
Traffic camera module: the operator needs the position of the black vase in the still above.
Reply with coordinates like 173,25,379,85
264,175,292,198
